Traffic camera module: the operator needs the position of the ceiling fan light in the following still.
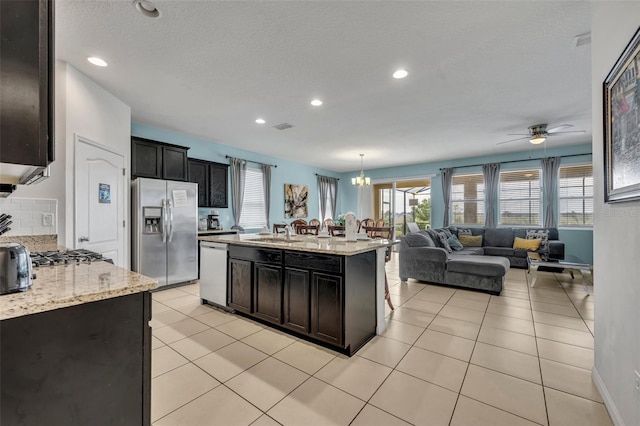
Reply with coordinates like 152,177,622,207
529,136,546,144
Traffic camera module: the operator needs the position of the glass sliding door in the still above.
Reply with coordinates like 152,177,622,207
373,179,431,238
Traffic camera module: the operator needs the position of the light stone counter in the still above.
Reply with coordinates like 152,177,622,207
198,233,397,255
0,237,157,320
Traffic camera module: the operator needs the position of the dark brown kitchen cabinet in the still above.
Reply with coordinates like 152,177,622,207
0,0,55,168
188,158,228,208
310,272,343,346
227,244,375,355
228,258,253,314
131,137,189,181
1,292,151,426
283,268,311,334
253,263,283,324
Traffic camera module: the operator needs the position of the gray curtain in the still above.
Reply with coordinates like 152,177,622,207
317,175,338,222
441,168,453,227
261,164,271,228
542,156,561,228
483,163,500,228
229,158,247,227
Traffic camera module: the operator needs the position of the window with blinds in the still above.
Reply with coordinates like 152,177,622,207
499,169,541,226
239,167,267,229
451,174,485,225
559,164,593,227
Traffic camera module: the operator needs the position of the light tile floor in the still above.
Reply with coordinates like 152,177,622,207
151,254,612,426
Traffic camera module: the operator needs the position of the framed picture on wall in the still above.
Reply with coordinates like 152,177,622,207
284,184,308,218
603,25,640,203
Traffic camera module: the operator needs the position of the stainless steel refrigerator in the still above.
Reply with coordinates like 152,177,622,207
132,178,198,288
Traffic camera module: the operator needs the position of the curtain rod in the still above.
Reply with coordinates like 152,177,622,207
438,153,591,171
315,173,340,181
225,155,277,168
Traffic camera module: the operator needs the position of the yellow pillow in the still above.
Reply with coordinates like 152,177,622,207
459,234,482,247
513,237,541,251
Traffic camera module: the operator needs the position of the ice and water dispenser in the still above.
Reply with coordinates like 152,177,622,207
143,207,163,234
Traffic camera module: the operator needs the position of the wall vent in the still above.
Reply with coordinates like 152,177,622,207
273,123,295,131
572,32,591,48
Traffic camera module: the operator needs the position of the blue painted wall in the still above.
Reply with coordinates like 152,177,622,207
338,144,593,263
131,123,341,232
131,122,593,262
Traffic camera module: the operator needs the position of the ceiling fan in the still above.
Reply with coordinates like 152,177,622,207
497,123,586,145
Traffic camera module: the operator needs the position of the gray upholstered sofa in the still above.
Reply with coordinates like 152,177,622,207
398,226,564,295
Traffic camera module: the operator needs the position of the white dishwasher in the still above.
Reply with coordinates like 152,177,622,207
199,241,232,311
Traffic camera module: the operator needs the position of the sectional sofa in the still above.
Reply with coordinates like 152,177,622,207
398,226,565,295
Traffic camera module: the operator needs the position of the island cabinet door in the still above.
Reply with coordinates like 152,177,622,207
253,263,283,324
310,272,343,346
228,258,253,314
283,268,311,334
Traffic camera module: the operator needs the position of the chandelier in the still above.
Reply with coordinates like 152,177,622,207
351,154,371,187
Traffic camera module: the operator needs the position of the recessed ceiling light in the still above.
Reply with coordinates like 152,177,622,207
133,0,160,18
310,99,323,106
393,69,408,79
87,57,108,67
255,118,266,124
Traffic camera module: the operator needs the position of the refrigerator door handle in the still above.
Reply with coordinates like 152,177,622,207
161,199,168,243
168,199,175,242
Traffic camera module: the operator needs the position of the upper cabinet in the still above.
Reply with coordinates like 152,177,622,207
131,137,189,181
0,0,55,170
188,158,228,208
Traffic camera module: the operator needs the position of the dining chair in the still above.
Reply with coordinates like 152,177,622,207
273,223,287,233
328,225,345,237
375,218,385,227
360,218,374,229
324,218,335,227
291,219,307,228
296,224,319,235
364,226,395,310
309,218,321,227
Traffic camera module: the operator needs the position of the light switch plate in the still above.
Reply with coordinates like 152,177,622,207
42,213,53,226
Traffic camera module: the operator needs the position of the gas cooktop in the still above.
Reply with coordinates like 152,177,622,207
30,249,106,268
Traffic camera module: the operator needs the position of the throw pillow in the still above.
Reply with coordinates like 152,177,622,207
404,233,435,247
459,234,482,247
447,234,464,251
437,231,453,253
513,237,541,251
526,229,549,252
425,229,445,249
458,228,473,236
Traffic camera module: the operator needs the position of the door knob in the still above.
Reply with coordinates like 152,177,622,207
78,236,89,242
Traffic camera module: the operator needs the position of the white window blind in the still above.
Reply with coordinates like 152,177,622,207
499,169,541,226
239,167,267,229
559,164,593,227
451,174,485,225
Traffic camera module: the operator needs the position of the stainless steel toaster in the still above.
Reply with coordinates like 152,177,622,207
0,243,34,295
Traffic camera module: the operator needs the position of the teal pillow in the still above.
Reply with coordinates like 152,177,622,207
447,234,464,251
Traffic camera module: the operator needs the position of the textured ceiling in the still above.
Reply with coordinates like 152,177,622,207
55,1,591,172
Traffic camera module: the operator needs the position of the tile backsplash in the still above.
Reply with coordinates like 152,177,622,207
0,198,57,236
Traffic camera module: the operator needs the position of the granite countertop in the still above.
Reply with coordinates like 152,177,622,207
198,233,398,256
0,235,157,321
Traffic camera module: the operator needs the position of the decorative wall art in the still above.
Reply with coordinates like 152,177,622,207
604,25,640,202
284,184,308,218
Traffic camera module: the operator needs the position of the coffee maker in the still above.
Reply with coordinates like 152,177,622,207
207,211,220,230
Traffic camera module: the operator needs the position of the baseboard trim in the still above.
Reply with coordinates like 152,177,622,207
592,367,625,426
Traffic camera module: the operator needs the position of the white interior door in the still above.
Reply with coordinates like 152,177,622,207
75,135,125,266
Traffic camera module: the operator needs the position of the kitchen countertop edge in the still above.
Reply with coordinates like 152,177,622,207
199,234,398,256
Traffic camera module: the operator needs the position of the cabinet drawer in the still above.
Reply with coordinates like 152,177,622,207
285,252,342,275
229,245,282,264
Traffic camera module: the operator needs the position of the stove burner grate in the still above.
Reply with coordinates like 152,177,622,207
30,249,104,268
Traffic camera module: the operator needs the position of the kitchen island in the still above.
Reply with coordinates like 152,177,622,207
198,233,397,355
0,241,157,426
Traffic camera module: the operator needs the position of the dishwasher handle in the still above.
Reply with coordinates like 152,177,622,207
201,242,228,250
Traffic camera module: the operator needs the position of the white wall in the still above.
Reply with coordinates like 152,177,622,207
9,62,131,267
592,4,640,426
